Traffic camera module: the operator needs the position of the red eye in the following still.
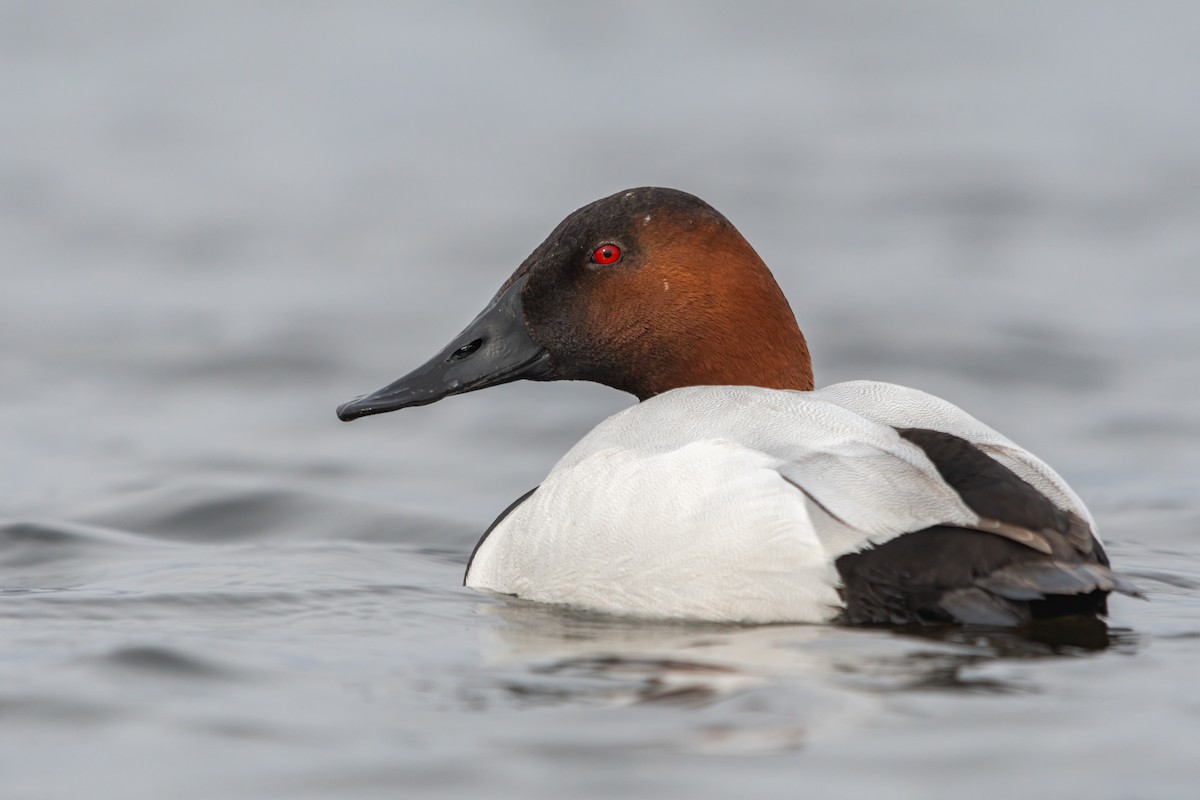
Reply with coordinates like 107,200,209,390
592,244,621,265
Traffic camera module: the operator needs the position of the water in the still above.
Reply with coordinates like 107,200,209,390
3,2,1199,797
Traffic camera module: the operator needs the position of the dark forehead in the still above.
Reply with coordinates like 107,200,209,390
504,188,730,292
548,187,728,246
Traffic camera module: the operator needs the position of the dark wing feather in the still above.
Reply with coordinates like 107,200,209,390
835,429,1139,625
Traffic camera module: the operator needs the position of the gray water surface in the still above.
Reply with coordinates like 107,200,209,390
3,3,1200,798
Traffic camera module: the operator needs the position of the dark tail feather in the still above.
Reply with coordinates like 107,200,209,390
938,587,1028,626
977,561,1142,601
836,526,1143,626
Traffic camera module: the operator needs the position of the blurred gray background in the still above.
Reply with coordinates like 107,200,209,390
5,1,1198,522
2,3,1199,798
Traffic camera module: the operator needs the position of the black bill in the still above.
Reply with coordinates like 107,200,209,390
336,276,551,421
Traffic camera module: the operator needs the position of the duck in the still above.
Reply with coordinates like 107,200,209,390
337,187,1138,626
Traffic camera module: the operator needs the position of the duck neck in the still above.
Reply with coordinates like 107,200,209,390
621,233,814,400
633,309,814,400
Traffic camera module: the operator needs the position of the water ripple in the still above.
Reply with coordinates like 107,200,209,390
92,645,243,681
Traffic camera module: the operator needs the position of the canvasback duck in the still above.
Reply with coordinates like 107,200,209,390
337,187,1138,626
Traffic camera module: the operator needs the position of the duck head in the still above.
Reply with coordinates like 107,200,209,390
337,187,813,421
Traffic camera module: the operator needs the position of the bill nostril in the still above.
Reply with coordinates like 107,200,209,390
449,338,484,361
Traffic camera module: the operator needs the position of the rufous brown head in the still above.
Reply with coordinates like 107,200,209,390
337,187,812,421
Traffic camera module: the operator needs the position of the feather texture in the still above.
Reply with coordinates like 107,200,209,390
466,382,1131,624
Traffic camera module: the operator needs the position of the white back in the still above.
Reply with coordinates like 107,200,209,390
466,383,1095,622
815,381,1096,532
